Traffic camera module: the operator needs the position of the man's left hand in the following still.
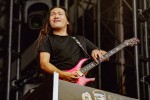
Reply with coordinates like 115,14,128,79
91,49,109,63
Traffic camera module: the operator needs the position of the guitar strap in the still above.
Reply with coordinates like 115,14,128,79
72,36,91,58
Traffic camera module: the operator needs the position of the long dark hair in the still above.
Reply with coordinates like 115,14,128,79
36,6,74,49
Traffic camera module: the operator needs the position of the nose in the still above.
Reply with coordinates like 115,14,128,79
54,13,59,18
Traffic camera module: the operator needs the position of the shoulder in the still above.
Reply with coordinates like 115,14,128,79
43,34,54,41
72,34,86,41
40,34,52,44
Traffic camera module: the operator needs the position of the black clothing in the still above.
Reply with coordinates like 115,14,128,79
22,34,99,99
38,34,99,88
39,34,98,70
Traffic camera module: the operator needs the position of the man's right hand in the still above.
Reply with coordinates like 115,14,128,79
59,71,79,83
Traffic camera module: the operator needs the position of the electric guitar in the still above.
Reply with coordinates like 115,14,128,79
65,37,140,85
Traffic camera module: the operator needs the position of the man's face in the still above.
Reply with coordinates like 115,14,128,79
49,8,69,30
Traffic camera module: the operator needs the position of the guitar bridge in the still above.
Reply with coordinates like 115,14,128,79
76,70,84,76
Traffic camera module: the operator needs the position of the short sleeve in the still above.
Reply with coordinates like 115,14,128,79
85,38,98,53
38,36,51,54
74,35,98,54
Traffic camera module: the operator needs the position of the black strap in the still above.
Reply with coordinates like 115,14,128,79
72,36,91,58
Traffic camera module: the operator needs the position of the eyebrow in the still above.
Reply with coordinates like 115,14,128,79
50,11,65,14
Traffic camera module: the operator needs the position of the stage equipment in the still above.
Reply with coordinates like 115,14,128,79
22,72,139,100
141,75,150,85
138,7,150,22
24,0,52,29
139,56,150,85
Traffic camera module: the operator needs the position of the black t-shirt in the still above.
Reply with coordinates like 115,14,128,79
39,34,98,70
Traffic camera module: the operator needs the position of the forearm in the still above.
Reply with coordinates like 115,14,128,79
40,62,64,77
39,52,78,82
40,62,78,82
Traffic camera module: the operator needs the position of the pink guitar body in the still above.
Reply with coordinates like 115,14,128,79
65,58,95,86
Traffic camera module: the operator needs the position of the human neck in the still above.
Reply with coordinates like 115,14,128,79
53,28,68,36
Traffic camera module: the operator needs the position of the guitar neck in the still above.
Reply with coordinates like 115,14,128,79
102,42,127,61
80,42,127,74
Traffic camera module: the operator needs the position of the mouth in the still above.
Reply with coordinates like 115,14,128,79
54,19,61,23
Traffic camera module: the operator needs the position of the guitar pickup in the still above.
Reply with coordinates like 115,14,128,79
76,70,84,76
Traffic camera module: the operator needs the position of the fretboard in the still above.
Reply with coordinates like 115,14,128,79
80,42,127,74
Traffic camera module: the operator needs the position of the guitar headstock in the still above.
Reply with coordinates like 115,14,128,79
124,37,140,46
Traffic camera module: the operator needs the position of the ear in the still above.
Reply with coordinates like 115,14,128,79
67,20,69,24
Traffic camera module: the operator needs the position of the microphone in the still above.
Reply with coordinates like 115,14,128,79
11,73,37,90
11,76,30,90
138,7,150,22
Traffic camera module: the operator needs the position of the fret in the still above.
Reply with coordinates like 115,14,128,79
81,61,98,73
103,43,126,60
78,37,139,74
80,42,127,73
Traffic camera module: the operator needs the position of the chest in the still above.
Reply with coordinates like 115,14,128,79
50,37,80,54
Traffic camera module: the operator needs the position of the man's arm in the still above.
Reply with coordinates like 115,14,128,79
39,52,78,82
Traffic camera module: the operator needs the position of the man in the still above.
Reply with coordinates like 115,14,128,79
36,6,108,85
22,6,109,100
